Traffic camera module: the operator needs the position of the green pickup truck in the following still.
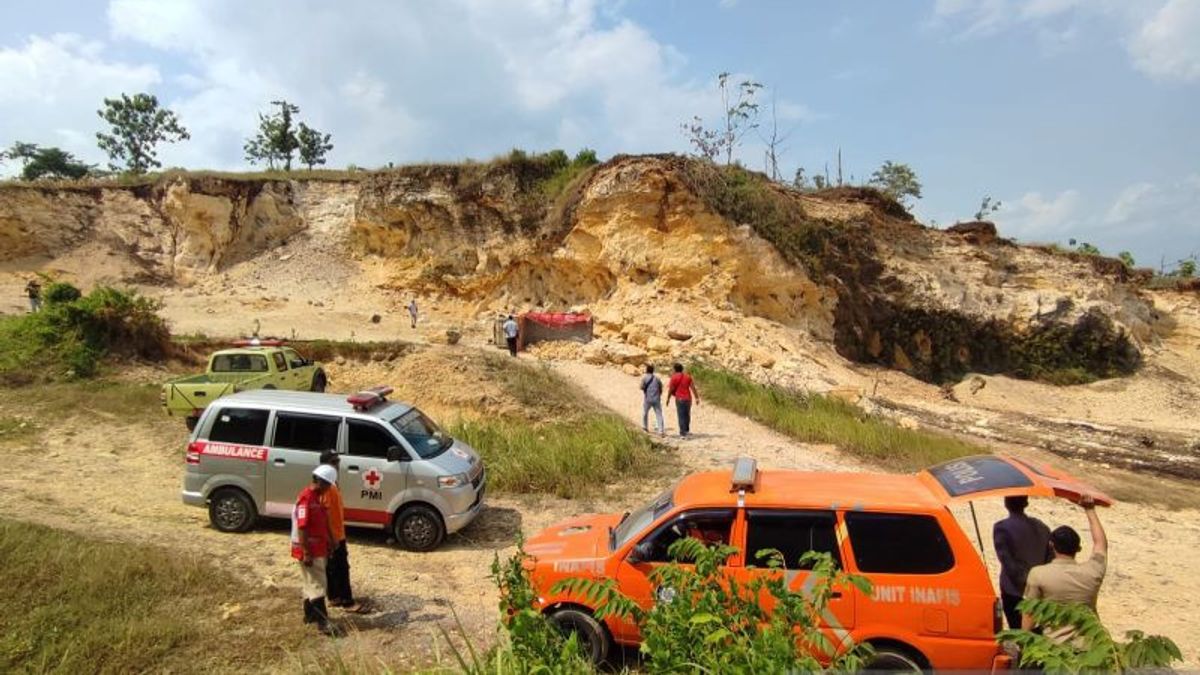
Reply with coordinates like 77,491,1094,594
162,342,327,429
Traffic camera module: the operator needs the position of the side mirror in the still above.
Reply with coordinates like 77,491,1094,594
628,541,653,564
386,446,408,463
290,359,305,368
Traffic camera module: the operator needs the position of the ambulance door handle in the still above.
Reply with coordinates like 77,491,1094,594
830,592,843,599
347,465,360,472
273,459,286,466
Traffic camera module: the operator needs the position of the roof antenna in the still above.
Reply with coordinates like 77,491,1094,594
252,318,261,337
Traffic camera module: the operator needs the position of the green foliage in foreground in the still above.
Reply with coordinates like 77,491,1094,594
0,520,298,673
0,284,168,384
690,364,981,471
551,541,873,673
998,598,1182,673
451,415,655,498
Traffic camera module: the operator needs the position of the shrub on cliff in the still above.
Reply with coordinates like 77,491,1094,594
0,284,169,384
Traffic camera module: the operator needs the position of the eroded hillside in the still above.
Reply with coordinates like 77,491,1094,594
0,156,1160,380
3,156,1198,477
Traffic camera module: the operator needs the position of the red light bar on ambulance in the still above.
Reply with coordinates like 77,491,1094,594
347,386,394,411
231,337,284,347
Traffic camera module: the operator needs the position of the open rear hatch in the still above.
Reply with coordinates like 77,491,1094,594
918,455,1113,506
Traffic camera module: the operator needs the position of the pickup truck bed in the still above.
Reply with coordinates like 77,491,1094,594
161,344,325,428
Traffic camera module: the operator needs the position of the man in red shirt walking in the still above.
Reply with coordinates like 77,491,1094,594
666,362,700,438
292,464,338,634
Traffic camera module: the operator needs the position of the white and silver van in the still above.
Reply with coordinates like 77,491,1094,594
181,386,485,551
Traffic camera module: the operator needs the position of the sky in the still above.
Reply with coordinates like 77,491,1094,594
1,0,1197,269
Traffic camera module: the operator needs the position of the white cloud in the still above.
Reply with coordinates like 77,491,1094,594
93,0,802,170
997,179,1200,264
1104,182,1157,225
927,0,1187,74
0,33,159,169
1129,0,1200,82
1102,175,1200,236
994,189,1081,240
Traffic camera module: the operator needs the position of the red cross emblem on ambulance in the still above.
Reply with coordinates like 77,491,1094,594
363,468,383,490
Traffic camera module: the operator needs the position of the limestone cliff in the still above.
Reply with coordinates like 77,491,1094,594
0,156,1164,385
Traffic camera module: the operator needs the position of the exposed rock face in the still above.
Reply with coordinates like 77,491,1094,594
0,178,357,282
0,156,1162,384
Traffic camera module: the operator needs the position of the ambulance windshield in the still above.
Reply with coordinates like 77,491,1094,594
391,408,453,459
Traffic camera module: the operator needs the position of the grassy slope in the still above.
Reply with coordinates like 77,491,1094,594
0,520,308,674
453,354,662,497
691,364,982,472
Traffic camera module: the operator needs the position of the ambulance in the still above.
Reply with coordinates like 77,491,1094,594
181,386,486,551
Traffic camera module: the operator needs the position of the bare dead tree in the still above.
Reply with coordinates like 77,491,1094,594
758,90,790,182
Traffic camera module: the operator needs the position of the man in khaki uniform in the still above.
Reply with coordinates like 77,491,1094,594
1021,495,1107,641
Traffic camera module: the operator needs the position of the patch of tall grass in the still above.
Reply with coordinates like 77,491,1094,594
0,519,303,673
690,364,982,471
452,415,656,498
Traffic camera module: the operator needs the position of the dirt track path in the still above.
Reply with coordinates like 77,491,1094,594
552,361,1200,668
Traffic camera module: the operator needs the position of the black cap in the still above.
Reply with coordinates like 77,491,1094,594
1004,495,1029,512
1051,525,1082,555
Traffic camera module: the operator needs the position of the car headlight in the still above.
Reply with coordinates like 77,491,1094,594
438,473,469,488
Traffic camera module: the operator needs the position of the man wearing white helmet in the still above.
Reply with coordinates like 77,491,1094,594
291,464,339,634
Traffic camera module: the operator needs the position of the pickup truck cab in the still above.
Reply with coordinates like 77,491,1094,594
526,455,1111,670
162,339,326,429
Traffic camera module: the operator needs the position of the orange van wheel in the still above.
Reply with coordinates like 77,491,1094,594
549,608,611,664
864,643,927,673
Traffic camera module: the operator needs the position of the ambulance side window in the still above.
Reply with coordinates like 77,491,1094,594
642,509,735,563
347,420,399,458
208,408,270,445
845,512,954,574
745,510,840,570
272,352,288,371
273,413,340,452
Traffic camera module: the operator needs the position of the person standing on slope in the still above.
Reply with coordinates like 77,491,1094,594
292,464,338,635
993,495,1052,628
665,363,700,438
407,298,419,329
1022,495,1108,642
502,315,519,357
24,278,41,313
319,451,368,615
640,364,665,435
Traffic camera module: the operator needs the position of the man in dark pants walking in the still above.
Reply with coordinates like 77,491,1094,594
665,363,700,438
993,495,1051,628
319,451,367,614
502,315,519,357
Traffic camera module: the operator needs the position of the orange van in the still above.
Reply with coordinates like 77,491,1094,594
525,455,1110,671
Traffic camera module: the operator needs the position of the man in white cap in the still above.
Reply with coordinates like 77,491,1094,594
292,464,338,634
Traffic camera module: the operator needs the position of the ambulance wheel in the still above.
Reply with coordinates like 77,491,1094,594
863,644,926,673
311,371,327,392
549,608,611,664
394,505,445,551
209,488,257,533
